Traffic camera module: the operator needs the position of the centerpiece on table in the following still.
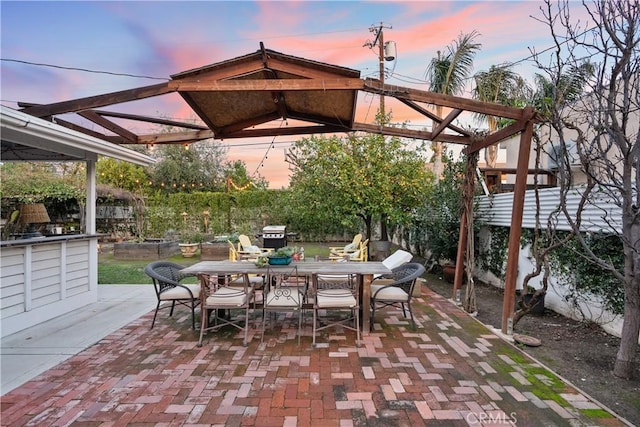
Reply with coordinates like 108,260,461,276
264,246,297,265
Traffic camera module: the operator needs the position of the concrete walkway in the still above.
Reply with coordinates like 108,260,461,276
1,285,155,395
0,283,632,426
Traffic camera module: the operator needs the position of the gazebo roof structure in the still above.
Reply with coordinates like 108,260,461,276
12,43,537,154
4,43,540,334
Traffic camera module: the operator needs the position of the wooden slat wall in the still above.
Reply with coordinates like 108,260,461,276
0,239,95,336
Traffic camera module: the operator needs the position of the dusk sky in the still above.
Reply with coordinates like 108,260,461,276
1,1,590,188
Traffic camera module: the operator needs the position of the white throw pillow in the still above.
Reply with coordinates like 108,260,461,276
343,242,357,252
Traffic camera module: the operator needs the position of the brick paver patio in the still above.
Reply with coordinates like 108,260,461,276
0,285,627,426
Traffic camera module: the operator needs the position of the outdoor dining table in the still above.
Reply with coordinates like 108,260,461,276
180,260,392,335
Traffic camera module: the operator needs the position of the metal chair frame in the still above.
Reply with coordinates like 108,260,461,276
198,273,255,346
370,262,425,330
262,265,305,345
311,273,360,347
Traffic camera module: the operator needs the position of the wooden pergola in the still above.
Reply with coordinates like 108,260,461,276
6,43,541,333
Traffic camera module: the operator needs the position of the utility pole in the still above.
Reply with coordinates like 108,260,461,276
364,23,393,117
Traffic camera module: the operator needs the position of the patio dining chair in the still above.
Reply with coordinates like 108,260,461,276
198,272,256,346
311,273,360,347
145,261,201,330
262,265,305,345
370,262,425,330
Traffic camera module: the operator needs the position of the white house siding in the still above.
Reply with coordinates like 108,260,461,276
0,237,98,337
475,187,631,340
0,248,26,318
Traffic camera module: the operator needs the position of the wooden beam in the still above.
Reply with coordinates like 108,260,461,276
431,108,462,141
20,82,174,118
501,120,534,334
49,117,117,141
92,110,209,130
222,124,347,139
170,57,266,81
364,79,526,120
78,110,138,143
396,99,471,137
217,112,282,136
352,123,472,145
138,130,214,144
168,78,365,92
263,56,361,80
463,119,526,155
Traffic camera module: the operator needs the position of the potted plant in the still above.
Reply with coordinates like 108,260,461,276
179,231,204,258
266,246,296,265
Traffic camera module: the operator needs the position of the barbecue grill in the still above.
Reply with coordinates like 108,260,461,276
262,225,287,249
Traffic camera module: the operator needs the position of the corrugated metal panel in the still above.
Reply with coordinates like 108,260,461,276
477,186,622,233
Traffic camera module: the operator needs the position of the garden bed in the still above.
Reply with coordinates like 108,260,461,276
201,241,232,260
113,239,179,260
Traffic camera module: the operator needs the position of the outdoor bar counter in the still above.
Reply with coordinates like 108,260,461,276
0,234,102,337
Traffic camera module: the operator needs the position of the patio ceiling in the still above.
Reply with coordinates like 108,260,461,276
14,43,539,156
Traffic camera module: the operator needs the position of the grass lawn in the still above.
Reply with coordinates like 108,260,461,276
98,242,341,284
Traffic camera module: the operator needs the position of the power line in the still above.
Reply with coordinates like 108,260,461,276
0,58,169,81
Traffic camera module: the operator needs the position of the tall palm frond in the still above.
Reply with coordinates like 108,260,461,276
426,30,482,178
473,64,531,128
473,63,530,167
426,30,482,96
533,61,594,114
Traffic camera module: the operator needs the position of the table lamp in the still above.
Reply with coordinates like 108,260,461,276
18,203,51,238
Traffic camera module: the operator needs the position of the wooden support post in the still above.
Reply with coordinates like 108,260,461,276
453,209,467,299
501,121,533,333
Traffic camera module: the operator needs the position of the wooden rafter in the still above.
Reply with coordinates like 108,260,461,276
78,110,138,143
167,78,365,92
431,108,462,141
363,79,526,120
20,82,173,118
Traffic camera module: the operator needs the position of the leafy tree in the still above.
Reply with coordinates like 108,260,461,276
426,31,481,178
410,154,465,267
224,160,268,191
96,157,149,194
149,143,224,192
149,141,265,193
0,161,86,231
287,131,432,242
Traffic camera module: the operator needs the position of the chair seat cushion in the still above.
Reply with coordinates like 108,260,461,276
206,286,248,307
264,289,303,307
316,289,357,308
371,284,409,302
160,284,201,300
229,275,264,286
